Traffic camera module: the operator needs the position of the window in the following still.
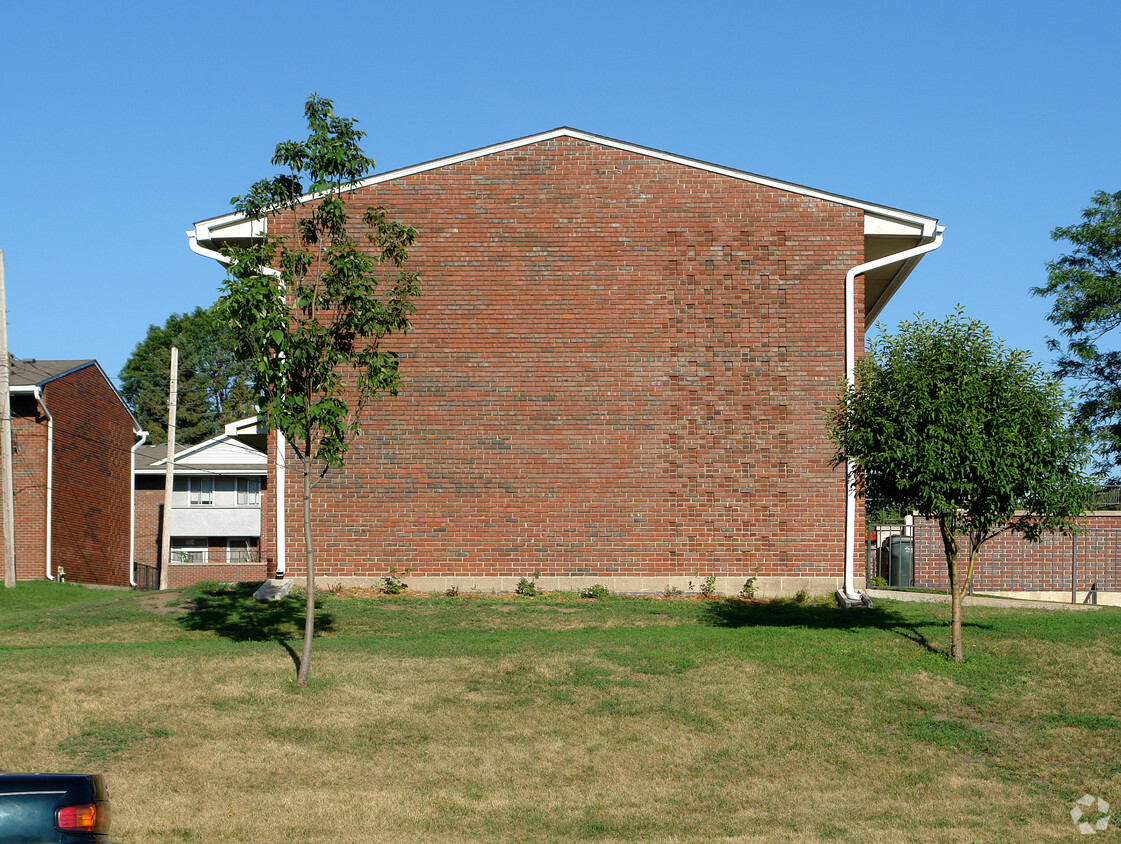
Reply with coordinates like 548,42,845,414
227,538,260,563
171,537,207,564
236,477,261,506
188,477,214,506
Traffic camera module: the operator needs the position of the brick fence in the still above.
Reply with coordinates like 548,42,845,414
909,512,1121,602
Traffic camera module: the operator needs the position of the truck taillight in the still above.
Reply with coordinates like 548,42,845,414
56,801,110,833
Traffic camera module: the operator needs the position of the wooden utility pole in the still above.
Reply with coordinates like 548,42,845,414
0,251,14,588
158,347,178,590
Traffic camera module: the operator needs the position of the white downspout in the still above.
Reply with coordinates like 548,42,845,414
842,227,945,600
188,231,286,578
129,430,149,587
275,432,286,578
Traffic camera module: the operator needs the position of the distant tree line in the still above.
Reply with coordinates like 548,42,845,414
119,305,257,444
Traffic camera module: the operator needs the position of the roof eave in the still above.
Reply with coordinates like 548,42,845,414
191,127,940,251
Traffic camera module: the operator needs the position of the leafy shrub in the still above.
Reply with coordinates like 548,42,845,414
663,585,684,597
869,576,888,589
515,571,541,596
444,585,460,597
578,583,611,600
794,589,809,604
381,566,412,595
739,577,757,599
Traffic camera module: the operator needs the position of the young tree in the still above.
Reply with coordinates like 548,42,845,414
120,306,256,444
829,310,1090,662
1032,189,1121,475
217,95,419,685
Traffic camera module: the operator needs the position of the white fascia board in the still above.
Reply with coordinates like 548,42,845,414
224,415,266,437
150,433,267,466
864,211,934,238
136,466,267,476
190,127,939,243
192,212,267,245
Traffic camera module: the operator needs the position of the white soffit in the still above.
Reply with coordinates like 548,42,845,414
191,127,939,244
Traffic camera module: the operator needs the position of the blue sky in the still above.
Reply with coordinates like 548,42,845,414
2,1,1119,386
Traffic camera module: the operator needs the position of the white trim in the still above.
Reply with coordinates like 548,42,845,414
150,432,267,466
841,227,946,602
224,415,266,437
275,431,286,578
191,127,939,247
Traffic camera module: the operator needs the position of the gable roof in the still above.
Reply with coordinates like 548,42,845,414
135,433,267,476
10,359,141,431
11,359,97,387
190,127,941,324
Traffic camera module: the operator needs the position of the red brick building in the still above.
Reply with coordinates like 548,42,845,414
189,129,943,596
6,360,143,586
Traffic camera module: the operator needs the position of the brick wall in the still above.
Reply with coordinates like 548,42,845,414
166,535,263,588
133,477,163,569
263,137,865,585
44,365,136,585
9,394,49,580
913,513,1121,593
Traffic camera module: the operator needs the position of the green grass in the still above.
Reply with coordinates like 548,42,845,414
3,581,1121,842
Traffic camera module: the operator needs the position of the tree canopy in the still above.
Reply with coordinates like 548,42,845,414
829,309,1090,661
217,95,419,685
119,305,256,444
1032,189,1121,476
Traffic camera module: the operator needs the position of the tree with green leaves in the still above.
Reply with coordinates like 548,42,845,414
217,95,419,685
120,305,256,444
1032,190,1121,476
829,309,1090,662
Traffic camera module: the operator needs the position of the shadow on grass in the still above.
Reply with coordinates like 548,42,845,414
701,598,994,656
177,583,334,643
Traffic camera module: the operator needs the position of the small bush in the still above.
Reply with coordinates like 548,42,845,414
444,585,460,597
663,585,684,597
794,589,809,604
700,574,717,597
578,583,611,600
381,566,412,595
515,571,541,596
739,577,757,599
869,576,888,589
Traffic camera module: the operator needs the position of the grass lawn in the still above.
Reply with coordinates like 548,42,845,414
2,581,1120,843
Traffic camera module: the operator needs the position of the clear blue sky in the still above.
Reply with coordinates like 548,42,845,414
2,1,1119,385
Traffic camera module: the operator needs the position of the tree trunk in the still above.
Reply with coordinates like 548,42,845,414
296,454,315,686
938,518,966,663
950,581,965,663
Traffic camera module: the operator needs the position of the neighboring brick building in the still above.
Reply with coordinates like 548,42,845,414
910,513,1121,605
189,129,943,595
134,431,267,588
6,359,142,586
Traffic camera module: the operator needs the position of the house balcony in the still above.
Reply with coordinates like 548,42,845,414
169,506,261,538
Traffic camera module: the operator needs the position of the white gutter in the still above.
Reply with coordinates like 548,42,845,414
187,231,286,578
129,430,149,587
842,226,945,601
11,386,54,578
275,431,286,577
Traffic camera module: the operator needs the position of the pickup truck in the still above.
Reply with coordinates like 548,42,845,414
0,773,117,843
